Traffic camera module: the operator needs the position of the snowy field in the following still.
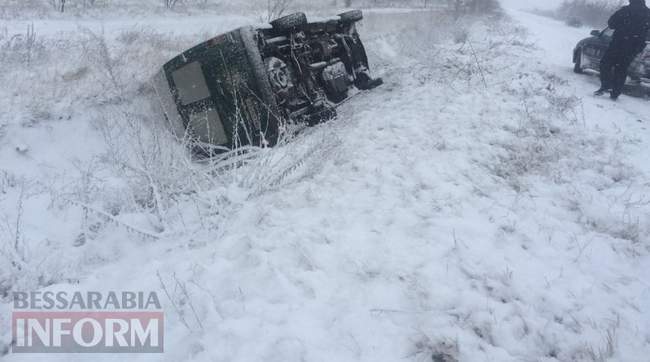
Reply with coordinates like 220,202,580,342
1,1,650,361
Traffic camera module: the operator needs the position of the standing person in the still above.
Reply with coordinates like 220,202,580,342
594,0,650,100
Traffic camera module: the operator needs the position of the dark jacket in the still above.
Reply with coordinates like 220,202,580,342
608,0,650,53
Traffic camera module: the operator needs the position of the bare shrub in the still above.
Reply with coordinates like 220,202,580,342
49,0,66,12
95,108,205,232
556,0,625,28
489,78,581,190
163,0,182,9
453,0,501,17
79,28,123,97
464,0,501,13
78,26,186,101
0,180,61,296
157,271,205,332
408,334,459,362
0,25,43,66
566,16,583,28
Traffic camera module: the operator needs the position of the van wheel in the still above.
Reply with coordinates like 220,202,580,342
240,27,282,147
573,49,584,74
270,12,308,30
339,10,363,23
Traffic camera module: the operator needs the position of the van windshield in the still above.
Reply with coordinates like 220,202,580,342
171,61,211,105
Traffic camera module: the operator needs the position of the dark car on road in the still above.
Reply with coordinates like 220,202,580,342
153,10,382,155
573,28,650,81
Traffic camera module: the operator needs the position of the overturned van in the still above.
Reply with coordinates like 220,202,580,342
153,10,382,155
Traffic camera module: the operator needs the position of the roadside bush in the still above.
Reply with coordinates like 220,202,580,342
465,0,501,13
452,0,501,17
0,25,44,66
556,0,625,28
566,16,583,28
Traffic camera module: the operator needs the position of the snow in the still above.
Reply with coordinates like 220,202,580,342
1,2,650,362
3,15,255,37
499,0,566,11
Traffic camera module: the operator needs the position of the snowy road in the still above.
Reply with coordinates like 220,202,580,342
508,9,650,174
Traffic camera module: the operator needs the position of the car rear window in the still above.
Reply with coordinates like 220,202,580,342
171,61,211,106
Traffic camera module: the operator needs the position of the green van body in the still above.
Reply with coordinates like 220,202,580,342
153,11,381,155
154,26,279,153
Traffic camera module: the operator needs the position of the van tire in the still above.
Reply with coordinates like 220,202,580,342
270,13,308,30
339,10,363,23
240,26,281,146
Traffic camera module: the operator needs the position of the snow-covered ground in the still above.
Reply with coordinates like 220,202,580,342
1,3,649,362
